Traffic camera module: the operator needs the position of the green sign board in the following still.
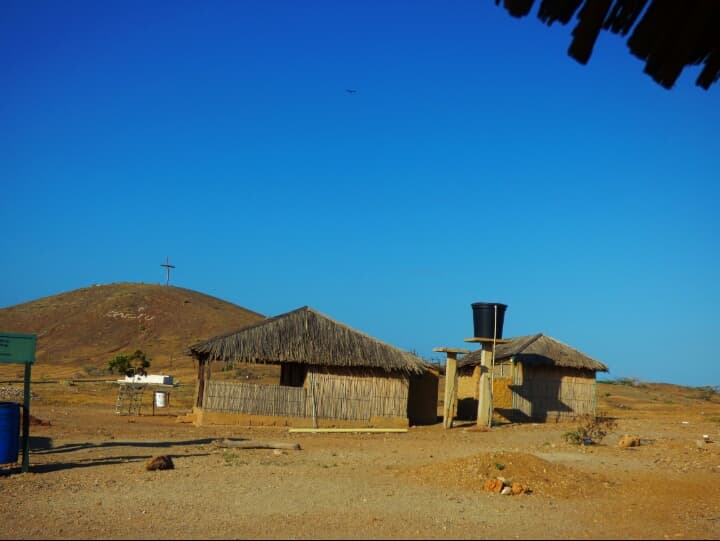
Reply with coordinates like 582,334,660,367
0,332,36,364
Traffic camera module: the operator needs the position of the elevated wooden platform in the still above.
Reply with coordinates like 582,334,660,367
433,347,470,354
464,337,512,345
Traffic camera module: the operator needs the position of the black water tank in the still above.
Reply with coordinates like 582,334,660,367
471,302,508,339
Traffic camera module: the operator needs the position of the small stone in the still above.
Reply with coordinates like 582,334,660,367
484,478,505,493
511,482,527,495
618,435,641,448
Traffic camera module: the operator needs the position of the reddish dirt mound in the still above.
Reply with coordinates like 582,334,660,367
399,450,610,498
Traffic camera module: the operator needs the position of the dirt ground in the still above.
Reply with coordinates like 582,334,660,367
2,380,720,540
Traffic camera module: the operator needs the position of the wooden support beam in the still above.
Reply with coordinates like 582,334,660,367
477,348,493,428
443,356,457,429
434,347,470,430
463,338,509,430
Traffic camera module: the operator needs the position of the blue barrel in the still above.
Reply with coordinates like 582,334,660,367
0,401,21,464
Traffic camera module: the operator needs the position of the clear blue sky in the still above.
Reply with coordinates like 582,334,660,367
2,1,718,388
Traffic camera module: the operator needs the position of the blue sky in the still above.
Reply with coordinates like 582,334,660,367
2,0,718,388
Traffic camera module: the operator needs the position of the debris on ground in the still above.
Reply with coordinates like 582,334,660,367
618,435,642,448
483,477,530,495
146,455,175,471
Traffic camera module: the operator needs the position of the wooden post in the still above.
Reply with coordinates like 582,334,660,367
21,361,32,473
477,347,493,428
309,368,318,429
444,355,457,429
464,337,511,429
434,347,469,429
195,358,210,408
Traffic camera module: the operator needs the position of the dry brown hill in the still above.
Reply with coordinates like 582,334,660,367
0,282,266,381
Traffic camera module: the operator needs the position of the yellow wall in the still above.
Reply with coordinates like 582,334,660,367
492,377,512,409
457,366,480,399
456,367,513,423
492,376,513,423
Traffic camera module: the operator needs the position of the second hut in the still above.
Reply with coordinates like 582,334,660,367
456,333,609,423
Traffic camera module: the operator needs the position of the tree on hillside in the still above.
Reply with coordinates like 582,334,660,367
108,349,151,376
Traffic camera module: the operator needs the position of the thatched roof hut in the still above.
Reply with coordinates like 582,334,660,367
187,306,438,427
456,333,608,422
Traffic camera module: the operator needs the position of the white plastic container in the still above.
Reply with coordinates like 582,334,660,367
154,391,168,408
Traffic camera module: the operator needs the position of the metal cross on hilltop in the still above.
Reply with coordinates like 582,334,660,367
160,256,175,286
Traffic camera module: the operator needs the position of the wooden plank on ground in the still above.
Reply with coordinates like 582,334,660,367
214,438,301,450
287,428,408,434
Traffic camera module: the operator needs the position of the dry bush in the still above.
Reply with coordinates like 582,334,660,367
562,413,617,445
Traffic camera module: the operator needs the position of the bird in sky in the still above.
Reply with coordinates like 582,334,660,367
345,89,357,93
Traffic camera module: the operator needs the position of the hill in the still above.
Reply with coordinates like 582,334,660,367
0,282,266,381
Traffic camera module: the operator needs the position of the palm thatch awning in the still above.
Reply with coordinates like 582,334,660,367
495,0,720,90
457,333,609,372
188,306,429,375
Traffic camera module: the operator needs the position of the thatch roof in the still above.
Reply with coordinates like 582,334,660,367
496,0,720,90
457,333,609,372
188,306,429,375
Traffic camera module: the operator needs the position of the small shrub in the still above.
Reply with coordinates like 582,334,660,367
222,451,247,467
108,350,151,375
695,386,720,401
562,413,617,445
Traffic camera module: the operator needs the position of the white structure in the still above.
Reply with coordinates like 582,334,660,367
120,374,174,385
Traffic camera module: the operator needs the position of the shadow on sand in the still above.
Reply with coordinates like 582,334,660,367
0,436,220,476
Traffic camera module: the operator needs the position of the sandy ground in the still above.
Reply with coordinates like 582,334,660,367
2,381,720,540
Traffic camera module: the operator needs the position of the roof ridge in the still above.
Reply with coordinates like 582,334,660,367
518,333,543,351
189,305,428,373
